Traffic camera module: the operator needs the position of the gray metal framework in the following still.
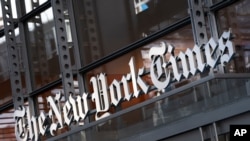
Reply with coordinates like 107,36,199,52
1,0,24,109
51,0,75,99
15,0,39,118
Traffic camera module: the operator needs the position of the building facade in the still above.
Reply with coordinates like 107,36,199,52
0,0,250,141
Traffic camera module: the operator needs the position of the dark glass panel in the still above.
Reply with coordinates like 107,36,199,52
26,8,60,90
73,0,189,65
216,0,250,73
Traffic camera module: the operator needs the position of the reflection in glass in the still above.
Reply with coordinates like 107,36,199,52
0,36,12,106
26,8,60,90
73,0,189,64
217,0,250,73
24,0,48,14
0,107,15,141
34,83,69,140
212,0,224,4
57,77,250,141
84,25,194,122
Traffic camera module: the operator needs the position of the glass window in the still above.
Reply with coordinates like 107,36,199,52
55,77,250,141
212,0,224,4
34,83,69,140
0,107,15,141
26,8,60,90
0,2,3,30
216,0,250,73
73,0,189,65
84,25,194,121
2,83,78,140
0,36,12,106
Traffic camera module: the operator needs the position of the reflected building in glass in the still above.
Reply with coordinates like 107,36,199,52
0,0,249,141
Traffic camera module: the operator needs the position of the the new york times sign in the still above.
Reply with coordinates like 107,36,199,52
14,30,235,140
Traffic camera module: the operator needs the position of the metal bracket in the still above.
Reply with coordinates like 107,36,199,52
1,0,24,109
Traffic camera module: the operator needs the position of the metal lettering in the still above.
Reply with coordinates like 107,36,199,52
149,42,171,90
27,107,39,141
76,92,89,121
14,106,28,141
170,54,183,82
110,80,122,106
13,30,236,140
38,112,48,136
29,116,39,141
69,94,78,122
205,38,220,68
63,101,73,126
129,57,141,97
91,74,111,120
47,91,63,135
218,30,235,65
185,48,198,75
137,68,150,93
122,74,133,101
178,51,191,78
193,44,206,72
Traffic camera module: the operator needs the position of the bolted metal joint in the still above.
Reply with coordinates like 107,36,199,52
188,0,208,46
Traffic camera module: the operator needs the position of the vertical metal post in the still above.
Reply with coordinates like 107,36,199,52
188,0,211,77
213,122,219,141
188,0,208,46
193,87,198,102
199,127,204,141
1,0,24,109
31,0,50,86
83,0,102,62
66,0,85,96
51,0,75,99
65,1,93,140
205,0,219,40
15,0,40,119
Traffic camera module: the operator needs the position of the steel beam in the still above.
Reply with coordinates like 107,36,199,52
66,0,87,101
188,0,208,46
1,0,24,109
51,0,75,99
